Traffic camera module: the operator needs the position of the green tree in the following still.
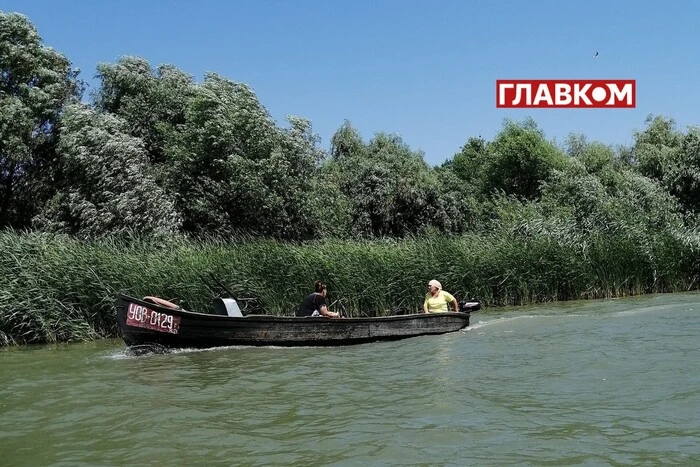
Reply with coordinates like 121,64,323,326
633,115,682,181
633,115,700,215
433,164,481,233
446,136,489,198
93,56,194,166
330,119,365,160
539,151,684,236
674,127,700,213
0,11,82,229
325,126,461,238
166,73,324,239
483,118,568,201
33,104,181,238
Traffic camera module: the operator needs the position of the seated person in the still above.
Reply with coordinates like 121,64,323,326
423,279,458,313
296,280,340,318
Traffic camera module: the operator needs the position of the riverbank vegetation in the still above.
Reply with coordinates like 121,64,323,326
1,11,699,345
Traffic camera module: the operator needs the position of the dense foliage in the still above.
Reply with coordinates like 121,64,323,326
1,11,699,345
0,12,82,230
1,230,697,346
2,11,699,243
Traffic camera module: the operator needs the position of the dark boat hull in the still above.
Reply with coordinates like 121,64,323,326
116,294,471,352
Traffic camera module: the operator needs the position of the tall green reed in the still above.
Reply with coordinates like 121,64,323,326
1,227,698,346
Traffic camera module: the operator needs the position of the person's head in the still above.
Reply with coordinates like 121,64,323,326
314,280,328,295
427,279,442,293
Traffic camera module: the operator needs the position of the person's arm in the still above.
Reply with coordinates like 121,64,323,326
316,295,340,318
319,305,340,318
446,292,458,312
423,298,429,313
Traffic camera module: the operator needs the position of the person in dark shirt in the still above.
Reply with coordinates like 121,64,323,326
296,280,340,318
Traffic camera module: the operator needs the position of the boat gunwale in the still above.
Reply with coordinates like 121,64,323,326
117,293,471,324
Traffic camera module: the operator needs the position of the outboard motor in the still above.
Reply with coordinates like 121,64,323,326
213,298,244,317
459,299,481,313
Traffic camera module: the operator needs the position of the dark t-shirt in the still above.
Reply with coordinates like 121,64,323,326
296,292,326,317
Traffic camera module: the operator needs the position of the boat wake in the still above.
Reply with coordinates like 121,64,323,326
463,312,594,332
464,315,533,331
610,304,682,317
100,343,320,359
101,348,137,360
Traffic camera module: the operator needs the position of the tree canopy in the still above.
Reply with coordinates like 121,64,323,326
1,11,698,245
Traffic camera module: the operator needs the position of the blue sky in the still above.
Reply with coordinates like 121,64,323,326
2,0,699,165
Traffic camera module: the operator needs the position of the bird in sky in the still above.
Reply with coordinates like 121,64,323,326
593,51,599,59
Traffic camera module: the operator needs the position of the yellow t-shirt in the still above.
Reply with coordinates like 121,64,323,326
424,290,456,313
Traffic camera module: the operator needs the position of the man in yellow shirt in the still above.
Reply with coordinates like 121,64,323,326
423,279,459,313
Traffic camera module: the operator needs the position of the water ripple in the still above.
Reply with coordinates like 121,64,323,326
2,293,700,465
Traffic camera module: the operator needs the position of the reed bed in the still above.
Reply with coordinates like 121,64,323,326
1,228,698,346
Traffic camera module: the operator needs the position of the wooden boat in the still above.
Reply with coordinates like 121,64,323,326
116,293,480,353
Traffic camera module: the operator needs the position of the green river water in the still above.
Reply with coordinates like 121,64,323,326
1,292,699,465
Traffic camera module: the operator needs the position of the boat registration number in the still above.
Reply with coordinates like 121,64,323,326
126,303,181,334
